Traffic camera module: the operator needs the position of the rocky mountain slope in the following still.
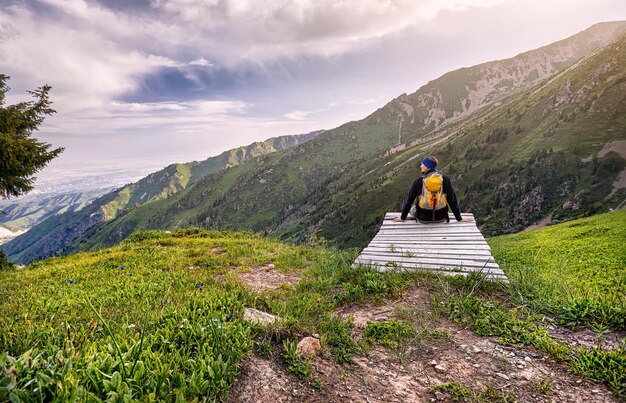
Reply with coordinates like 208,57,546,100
4,21,626,264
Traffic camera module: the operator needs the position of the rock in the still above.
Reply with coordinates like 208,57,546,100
267,263,275,269
434,391,445,401
473,364,480,368
517,365,524,369
592,389,600,393
495,372,510,380
296,337,321,358
243,308,279,326
524,357,532,362
472,346,482,353
434,365,447,373
429,360,438,366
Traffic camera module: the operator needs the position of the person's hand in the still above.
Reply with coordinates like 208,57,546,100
393,217,405,222
460,218,474,223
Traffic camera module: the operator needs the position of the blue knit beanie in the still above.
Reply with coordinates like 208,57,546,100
422,157,437,170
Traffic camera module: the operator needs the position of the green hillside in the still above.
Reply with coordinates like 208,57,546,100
489,210,626,328
4,22,626,264
3,132,319,264
60,28,626,255
1,213,624,400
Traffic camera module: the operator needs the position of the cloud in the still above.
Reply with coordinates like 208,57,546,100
147,0,513,64
284,110,310,121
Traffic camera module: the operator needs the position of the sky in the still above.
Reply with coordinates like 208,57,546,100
1,0,626,188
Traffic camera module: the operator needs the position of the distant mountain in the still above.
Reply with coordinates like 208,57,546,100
0,190,110,234
5,21,626,264
3,131,321,263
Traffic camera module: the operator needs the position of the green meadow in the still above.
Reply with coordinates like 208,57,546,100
1,211,625,400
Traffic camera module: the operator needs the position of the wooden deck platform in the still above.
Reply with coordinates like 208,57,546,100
353,212,508,282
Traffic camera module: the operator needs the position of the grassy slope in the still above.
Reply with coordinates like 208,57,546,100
489,210,626,328
1,212,625,400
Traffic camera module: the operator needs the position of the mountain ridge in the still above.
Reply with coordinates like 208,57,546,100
4,21,626,264
2,130,321,263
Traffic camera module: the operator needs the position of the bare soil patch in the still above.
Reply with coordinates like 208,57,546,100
237,264,302,292
229,284,620,402
545,324,626,351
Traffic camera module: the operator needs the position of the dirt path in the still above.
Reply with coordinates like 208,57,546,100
229,283,620,402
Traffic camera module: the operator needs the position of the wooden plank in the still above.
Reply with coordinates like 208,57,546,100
373,238,488,243
361,249,495,261
376,233,486,243
371,266,509,282
384,212,475,219
355,256,500,270
374,234,487,240
381,222,477,228
354,259,505,276
355,211,507,282
377,228,482,233
364,245,493,255
378,230,483,236
368,241,491,249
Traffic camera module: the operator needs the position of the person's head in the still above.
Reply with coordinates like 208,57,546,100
420,156,438,173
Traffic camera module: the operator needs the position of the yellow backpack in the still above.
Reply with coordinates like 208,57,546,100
419,172,447,210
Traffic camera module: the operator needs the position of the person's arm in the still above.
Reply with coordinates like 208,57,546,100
398,178,422,220
443,175,464,221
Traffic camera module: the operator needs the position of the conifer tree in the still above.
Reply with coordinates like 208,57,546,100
0,74,64,198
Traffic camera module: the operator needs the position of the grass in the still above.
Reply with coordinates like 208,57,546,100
2,211,625,400
428,382,517,402
488,210,626,329
0,229,357,401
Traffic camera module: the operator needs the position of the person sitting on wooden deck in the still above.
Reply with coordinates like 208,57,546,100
393,156,474,224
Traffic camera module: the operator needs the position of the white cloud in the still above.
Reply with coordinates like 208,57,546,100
148,0,513,63
284,110,310,121
189,58,214,67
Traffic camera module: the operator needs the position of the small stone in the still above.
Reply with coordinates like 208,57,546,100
495,372,510,380
592,389,600,393
530,352,541,358
524,357,532,362
510,373,517,379
243,308,279,326
472,346,482,353
576,379,583,384
267,263,275,269
296,336,322,358
429,360,438,366
434,391,445,401
473,364,480,368
517,365,524,369
434,365,447,373
508,352,516,357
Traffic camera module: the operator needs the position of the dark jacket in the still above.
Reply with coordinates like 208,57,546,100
400,170,463,222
